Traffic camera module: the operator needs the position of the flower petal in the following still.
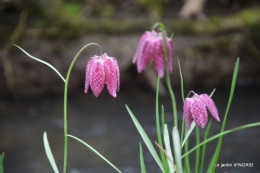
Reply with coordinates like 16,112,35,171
183,98,194,129
191,99,208,128
90,60,105,97
199,94,220,122
153,37,165,77
84,58,95,93
136,37,154,73
104,56,119,98
112,57,120,92
133,31,151,63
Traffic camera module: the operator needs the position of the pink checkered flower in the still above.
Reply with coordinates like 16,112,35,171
183,91,220,129
85,53,120,98
133,30,173,78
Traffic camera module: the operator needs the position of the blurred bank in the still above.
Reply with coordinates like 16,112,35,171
0,1,260,173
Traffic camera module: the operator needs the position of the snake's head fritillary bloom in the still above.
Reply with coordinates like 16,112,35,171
183,92,220,129
133,30,173,78
85,53,120,98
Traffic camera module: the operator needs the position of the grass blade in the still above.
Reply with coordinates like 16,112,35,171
155,78,169,172
164,124,175,173
207,155,215,173
177,56,186,147
208,58,240,173
184,138,191,173
182,121,260,158
125,105,164,171
14,45,66,82
195,126,200,173
177,57,184,102
172,126,183,173
0,153,4,173
161,105,170,173
209,88,216,97
200,119,212,173
139,144,147,173
43,132,59,173
67,134,121,173
182,122,196,148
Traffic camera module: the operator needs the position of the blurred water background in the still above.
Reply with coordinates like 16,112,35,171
1,0,260,173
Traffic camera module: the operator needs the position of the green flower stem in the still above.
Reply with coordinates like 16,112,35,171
63,43,102,173
152,22,178,127
165,69,178,127
155,77,164,164
159,23,178,128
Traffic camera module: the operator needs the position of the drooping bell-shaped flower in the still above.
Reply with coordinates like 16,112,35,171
133,30,173,78
85,53,120,98
183,92,220,129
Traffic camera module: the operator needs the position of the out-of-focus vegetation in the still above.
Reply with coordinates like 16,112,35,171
0,0,260,94
1,0,260,61
1,0,260,41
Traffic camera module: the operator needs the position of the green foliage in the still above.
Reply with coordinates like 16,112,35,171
100,4,115,17
208,58,240,173
164,124,175,173
43,132,59,173
139,0,164,17
126,105,164,171
172,127,183,173
0,153,4,173
200,119,212,173
139,144,147,173
67,135,122,173
62,3,82,15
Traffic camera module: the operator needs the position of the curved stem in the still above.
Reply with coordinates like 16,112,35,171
151,23,178,127
63,43,102,173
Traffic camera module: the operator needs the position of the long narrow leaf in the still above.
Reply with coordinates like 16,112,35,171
182,121,260,158
43,132,59,173
164,124,175,173
67,134,121,173
184,138,191,173
14,45,66,82
125,105,164,171
172,126,183,173
0,153,4,173
139,144,147,173
155,78,168,172
182,122,196,148
177,57,184,102
200,119,212,173
207,155,215,173
209,88,216,97
197,88,214,173
177,56,186,146
161,105,170,173
195,127,200,173
209,58,239,173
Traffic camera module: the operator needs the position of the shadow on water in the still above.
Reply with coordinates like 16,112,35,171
0,85,260,173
